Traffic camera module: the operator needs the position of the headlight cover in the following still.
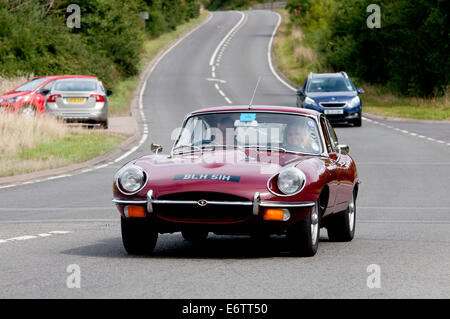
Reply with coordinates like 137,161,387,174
8,96,23,103
117,165,147,195
348,96,360,108
276,167,306,195
304,97,317,106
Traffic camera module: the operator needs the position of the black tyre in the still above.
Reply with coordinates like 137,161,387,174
353,117,362,127
327,192,356,242
287,200,320,257
100,119,108,129
181,229,208,242
121,217,158,255
19,104,37,117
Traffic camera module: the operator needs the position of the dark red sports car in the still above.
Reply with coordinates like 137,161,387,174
112,105,359,256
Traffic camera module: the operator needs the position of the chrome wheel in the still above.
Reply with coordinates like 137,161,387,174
348,193,355,233
311,202,320,246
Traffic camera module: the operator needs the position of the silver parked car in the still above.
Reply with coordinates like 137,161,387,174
44,77,112,129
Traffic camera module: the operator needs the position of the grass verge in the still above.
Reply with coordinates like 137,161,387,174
273,9,450,121
0,113,126,177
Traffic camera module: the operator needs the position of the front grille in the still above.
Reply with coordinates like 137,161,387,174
155,192,252,221
320,103,346,108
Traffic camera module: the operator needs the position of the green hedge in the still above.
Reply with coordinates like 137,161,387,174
286,0,449,97
0,0,200,88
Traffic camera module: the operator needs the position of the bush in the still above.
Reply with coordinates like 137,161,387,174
287,0,449,97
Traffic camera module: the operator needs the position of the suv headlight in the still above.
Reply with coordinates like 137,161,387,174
348,96,360,108
277,167,306,195
116,165,147,194
304,97,317,106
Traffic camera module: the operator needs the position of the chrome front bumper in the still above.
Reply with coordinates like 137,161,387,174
112,190,315,216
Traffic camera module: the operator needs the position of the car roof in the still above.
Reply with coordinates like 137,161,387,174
309,72,347,79
35,75,98,81
190,105,321,117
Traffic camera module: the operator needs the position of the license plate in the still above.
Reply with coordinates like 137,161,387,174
324,109,344,115
67,98,86,103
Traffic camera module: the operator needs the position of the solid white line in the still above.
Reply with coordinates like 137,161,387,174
267,12,297,92
218,90,226,97
209,12,245,66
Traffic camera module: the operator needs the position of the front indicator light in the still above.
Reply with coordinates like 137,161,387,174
124,206,146,218
264,209,290,221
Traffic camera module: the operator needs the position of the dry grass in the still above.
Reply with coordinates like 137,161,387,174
0,113,69,175
0,75,33,94
0,113,68,155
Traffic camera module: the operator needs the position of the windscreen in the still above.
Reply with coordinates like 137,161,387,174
307,77,355,93
173,112,323,155
54,80,97,92
14,78,48,92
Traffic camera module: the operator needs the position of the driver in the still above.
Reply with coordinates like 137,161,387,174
283,123,311,152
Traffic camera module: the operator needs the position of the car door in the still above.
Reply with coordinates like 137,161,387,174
34,81,54,112
324,118,351,212
319,116,339,215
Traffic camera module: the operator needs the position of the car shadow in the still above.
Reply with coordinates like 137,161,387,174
61,234,330,260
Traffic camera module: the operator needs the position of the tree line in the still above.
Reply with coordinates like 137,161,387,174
286,0,449,97
0,0,201,88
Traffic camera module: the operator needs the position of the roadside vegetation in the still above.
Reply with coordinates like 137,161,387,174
275,1,449,120
0,113,126,177
0,0,205,177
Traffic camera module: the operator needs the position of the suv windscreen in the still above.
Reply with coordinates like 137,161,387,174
307,77,355,93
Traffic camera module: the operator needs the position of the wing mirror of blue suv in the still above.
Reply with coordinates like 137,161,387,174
296,89,304,96
357,88,365,94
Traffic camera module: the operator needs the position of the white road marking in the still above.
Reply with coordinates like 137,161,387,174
0,230,73,245
210,12,245,66
225,97,232,104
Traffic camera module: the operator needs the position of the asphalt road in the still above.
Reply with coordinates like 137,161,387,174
0,10,449,299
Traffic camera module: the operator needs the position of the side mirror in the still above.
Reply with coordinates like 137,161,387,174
106,90,113,96
151,143,163,154
296,89,304,96
357,88,365,94
338,144,350,155
38,89,50,96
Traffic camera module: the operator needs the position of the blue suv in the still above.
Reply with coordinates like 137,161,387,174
296,72,364,126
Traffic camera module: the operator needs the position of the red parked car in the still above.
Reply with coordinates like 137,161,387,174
0,75,98,116
112,105,359,256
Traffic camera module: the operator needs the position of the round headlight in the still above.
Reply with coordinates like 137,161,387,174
277,167,306,195
117,166,146,194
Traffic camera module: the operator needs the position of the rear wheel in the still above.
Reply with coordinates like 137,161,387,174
121,217,158,255
100,119,108,129
19,104,37,117
327,192,356,242
181,229,208,242
287,200,320,257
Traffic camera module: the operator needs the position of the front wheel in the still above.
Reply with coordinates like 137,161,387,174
121,217,158,255
19,104,37,117
353,117,362,127
326,192,356,242
287,200,320,257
